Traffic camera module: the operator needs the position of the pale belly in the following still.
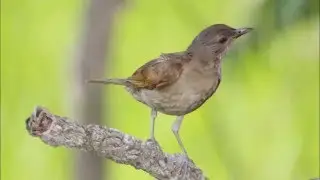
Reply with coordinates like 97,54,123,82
138,89,210,115
126,74,220,116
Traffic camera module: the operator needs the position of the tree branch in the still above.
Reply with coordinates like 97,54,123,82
25,106,206,180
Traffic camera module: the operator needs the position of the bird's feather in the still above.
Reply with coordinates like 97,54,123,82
128,52,191,90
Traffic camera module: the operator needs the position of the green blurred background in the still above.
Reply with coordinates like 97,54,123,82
1,0,319,180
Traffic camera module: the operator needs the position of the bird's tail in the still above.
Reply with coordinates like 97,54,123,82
87,78,129,86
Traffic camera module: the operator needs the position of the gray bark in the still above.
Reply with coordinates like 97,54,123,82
26,106,207,180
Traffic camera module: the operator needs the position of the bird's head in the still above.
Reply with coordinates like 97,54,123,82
187,24,253,58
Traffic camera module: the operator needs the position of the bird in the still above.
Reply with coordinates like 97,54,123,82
88,24,252,156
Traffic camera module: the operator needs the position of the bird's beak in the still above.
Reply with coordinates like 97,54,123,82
233,27,253,38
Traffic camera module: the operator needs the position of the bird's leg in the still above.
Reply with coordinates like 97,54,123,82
149,109,157,140
172,116,188,157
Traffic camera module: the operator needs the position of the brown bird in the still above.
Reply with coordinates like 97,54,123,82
89,24,252,156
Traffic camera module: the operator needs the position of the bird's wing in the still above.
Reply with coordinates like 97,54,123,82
128,52,190,90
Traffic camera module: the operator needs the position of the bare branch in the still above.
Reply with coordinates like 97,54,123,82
25,106,207,180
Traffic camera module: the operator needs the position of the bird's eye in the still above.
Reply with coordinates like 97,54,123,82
218,37,228,43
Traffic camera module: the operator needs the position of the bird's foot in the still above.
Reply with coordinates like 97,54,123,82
176,154,192,179
146,138,160,146
145,138,163,153
147,136,155,142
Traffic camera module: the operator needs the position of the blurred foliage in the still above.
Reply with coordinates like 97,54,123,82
1,0,319,180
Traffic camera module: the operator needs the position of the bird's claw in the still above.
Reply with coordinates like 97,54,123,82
146,138,160,146
176,154,190,179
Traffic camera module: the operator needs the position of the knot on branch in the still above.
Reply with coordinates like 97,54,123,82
26,107,53,136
